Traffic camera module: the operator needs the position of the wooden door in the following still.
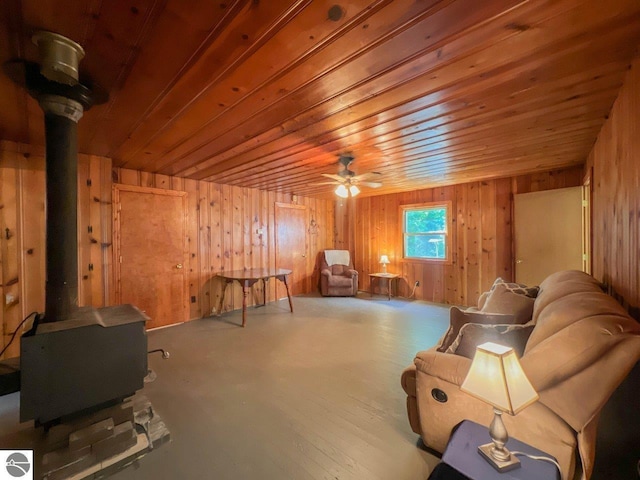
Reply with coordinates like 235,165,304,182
514,186,583,285
114,185,188,329
581,182,591,274
275,203,308,296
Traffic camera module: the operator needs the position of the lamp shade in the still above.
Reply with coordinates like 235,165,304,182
379,255,390,264
335,184,349,198
460,342,538,415
349,185,360,197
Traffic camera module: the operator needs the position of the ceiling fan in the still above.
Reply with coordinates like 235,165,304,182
317,153,382,198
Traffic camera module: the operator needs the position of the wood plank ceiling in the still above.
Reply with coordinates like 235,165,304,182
1,0,639,198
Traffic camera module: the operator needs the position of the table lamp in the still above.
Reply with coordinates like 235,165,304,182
460,342,539,472
379,255,390,273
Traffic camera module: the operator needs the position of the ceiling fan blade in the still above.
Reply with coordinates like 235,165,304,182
321,173,346,182
310,181,341,186
359,181,383,188
351,172,381,182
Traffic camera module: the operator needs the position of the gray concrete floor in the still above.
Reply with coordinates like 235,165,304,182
0,293,450,479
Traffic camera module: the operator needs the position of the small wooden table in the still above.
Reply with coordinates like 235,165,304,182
369,273,400,300
217,268,293,327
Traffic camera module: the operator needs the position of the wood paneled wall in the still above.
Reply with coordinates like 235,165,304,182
586,55,640,319
339,167,584,307
0,141,111,358
0,141,334,358
112,168,335,320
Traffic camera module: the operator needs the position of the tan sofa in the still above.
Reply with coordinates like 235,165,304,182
401,270,640,480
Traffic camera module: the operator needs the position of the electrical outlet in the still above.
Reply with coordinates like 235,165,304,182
415,281,420,287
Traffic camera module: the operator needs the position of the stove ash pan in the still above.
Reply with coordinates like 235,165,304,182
20,304,148,425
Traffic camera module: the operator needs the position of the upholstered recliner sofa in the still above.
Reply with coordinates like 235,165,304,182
401,270,640,480
319,250,358,296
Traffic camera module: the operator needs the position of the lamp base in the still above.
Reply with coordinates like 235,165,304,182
478,443,521,472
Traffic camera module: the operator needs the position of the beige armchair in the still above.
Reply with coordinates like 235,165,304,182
319,250,358,296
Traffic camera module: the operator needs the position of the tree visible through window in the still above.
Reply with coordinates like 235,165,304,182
402,203,450,261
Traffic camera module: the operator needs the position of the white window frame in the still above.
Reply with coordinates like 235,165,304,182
400,201,452,264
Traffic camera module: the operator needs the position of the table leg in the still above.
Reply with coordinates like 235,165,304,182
263,278,267,306
387,278,391,301
241,280,249,327
217,280,229,316
281,275,294,313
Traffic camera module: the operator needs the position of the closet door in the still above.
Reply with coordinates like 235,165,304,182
114,184,189,329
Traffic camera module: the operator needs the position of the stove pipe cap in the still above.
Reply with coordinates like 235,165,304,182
32,31,85,86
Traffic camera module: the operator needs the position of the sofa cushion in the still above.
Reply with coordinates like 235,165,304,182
526,291,630,353
482,283,536,323
437,306,518,352
446,323,534,359
328,275,356,288
331,264,350,275
531,270,602,323
526,271,626,351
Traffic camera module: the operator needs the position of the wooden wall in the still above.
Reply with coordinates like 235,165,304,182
586,55,640,319
339,167,584,307
0,141,111,358
112,168,335,320
0,141,334,358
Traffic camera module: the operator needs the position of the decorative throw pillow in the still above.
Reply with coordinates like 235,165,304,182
481,283,536,323
490,277,539,298
477,291,489,310
447,323,535,359
437,306,518,352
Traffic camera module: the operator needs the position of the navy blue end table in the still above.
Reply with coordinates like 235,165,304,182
428,420,561,480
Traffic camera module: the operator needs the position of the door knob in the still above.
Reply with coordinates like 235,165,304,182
302,254,306,258
515,259,523,264
176,264,183,269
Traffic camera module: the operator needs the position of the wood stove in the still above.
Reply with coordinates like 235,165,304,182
4,31,149,426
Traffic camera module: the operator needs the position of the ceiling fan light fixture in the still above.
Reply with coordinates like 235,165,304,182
335,184,349,198
349,185,360,197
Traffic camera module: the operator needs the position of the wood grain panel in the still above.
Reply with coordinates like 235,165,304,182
112,167,335,318
19,158,45,325
349,166,584,306
0,142,111,358
184,178,200,319
0,140,334,355
2,1,639,198
586,54,640,319
0,151,21,359
160,0,639,189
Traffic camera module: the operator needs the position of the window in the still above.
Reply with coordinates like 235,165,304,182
401,202,451,262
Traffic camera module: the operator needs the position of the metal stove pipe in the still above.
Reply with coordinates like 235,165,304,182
40,95,84,322
3,31,105,323
30,31,87,323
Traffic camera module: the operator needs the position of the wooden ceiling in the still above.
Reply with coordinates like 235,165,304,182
1,0,639,198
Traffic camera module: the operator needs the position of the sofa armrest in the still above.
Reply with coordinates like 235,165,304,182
321,269,332,277
414,348,472,387
345,269,358,278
